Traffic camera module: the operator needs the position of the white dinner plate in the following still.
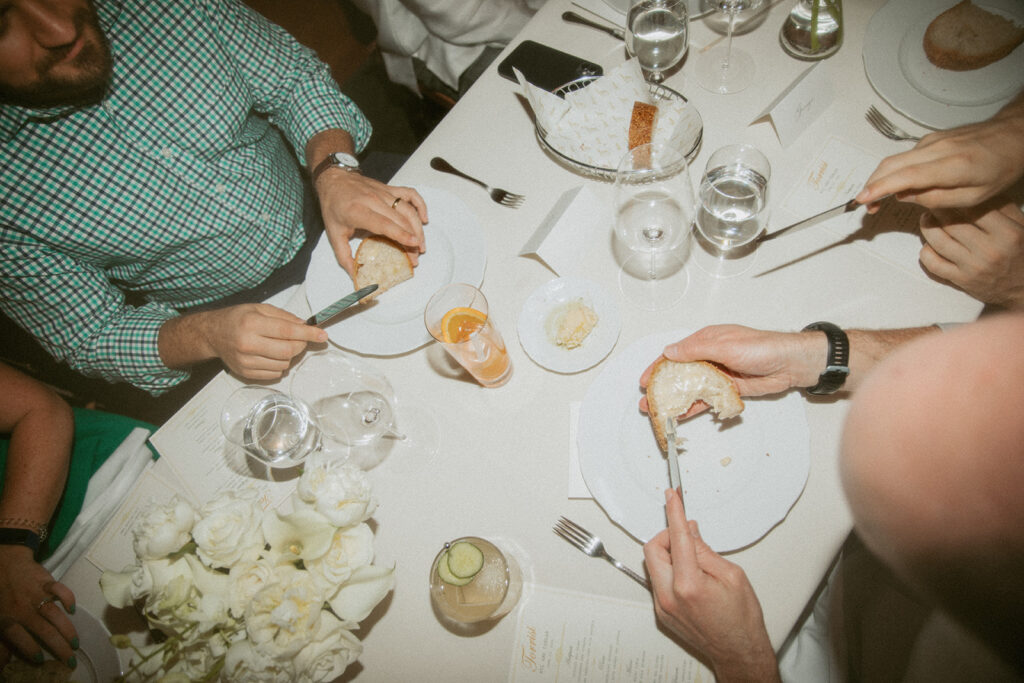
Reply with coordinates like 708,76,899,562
305,186,487,356
0,607,122,682
577,330,810,551
517,277,621,373
864,0,1024,129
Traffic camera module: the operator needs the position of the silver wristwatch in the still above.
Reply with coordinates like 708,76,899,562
312,152,360,183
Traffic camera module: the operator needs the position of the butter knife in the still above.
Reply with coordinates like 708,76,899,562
305,284,377,327
756,197,863,244
665,417,682,497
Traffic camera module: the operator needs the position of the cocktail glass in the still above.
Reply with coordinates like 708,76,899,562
429,536,523,624
424,284,512,388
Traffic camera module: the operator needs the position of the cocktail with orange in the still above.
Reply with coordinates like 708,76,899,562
425,284,512,387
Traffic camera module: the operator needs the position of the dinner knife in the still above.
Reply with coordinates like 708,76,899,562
562,11,625,40
305,284,378,327
665,417,682,498
756,197,863,244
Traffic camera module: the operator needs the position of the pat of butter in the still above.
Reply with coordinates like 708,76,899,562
547,299,598,350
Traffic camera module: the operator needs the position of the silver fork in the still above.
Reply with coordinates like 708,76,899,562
865,106,921,142
554,517,651,590
430,157,525,208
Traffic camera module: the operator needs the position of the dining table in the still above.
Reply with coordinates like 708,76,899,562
60,0,993,680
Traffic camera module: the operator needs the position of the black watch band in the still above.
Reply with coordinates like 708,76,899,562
803,321,850,395
0,527,41,553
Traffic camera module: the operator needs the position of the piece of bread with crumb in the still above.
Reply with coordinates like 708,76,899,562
628,101,658,150
353,236,414,301
646,359,744,452
923,0,1024,71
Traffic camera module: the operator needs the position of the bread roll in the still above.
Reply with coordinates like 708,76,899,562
628,101,658,150
353,236,414,300
646,359,744,452
923,0,1024,71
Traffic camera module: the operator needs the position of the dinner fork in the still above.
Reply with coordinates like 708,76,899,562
865,106,921,142
429,157,525,208
554,517,651,590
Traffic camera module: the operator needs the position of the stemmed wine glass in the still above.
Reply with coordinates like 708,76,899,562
625,0,689,83
693,144,771,278
695,0,766,94
291,349,438,469
613,142,695,311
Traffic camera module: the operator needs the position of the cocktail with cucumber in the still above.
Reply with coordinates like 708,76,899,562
429,537,522,624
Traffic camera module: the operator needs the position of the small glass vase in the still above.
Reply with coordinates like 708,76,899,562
780,0,843,60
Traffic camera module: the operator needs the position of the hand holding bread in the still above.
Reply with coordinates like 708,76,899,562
645,359,744,451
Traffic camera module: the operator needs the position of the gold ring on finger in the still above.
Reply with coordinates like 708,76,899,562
391,197,403,210
36,596,57,611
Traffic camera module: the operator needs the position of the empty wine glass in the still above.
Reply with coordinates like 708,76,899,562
613,142,695,310
626,0,689,83
693,144,771,278
695,0,766,94
220,386,321,469
291,349,438,469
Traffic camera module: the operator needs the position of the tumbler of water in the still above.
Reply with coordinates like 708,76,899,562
220,385,321,468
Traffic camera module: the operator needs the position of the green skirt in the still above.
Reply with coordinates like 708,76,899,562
0,407,156,559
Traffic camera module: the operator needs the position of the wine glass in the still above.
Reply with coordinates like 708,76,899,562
693,144,771,278
695,0,766,94
613,142,695,311
291,349,438,469
220,386,322,469
626,0,689,83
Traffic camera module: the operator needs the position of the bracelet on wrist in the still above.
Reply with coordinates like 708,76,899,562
802,322,850,395
0,517,48,541
0,527,42,553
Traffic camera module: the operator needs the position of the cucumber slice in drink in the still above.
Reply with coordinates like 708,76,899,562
446,541,485,579
436,550,473,586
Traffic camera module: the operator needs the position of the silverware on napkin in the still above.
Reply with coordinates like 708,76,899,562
305,284,378,327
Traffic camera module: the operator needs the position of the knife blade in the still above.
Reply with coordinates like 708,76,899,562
665,417,682,497
305,284,378,327
756,197,862,244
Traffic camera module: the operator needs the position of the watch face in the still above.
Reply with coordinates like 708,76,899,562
330,152,359,169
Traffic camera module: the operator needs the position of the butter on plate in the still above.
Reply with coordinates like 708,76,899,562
547,298,598,349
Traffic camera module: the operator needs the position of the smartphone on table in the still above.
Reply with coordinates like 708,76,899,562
497,40,603,92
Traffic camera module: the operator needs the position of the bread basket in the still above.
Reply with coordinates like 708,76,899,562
535,76,703,181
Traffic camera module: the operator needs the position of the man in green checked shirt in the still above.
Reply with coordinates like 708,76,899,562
0,0,427,416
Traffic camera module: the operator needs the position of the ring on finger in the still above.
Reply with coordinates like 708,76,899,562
36,596,57,612
391,197,403,210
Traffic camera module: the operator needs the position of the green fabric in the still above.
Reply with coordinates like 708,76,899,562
0,407,156,559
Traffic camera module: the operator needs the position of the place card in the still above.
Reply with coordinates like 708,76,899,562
753,62,834,147
520,185,607,276
509,584,711,682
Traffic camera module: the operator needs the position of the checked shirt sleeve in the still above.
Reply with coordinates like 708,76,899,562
203,0,372,161
0,241,189,394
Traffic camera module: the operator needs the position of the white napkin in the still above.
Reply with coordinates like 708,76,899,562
516,59,703,169
43,427,154,579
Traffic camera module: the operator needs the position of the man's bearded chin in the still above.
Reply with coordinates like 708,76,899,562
0,14,113,109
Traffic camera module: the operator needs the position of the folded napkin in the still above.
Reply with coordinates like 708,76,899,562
43,427,153,579
516,58,702,170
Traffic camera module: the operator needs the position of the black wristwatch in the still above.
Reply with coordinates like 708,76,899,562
803,321,850,395
0,527,41,553
311,152,360,184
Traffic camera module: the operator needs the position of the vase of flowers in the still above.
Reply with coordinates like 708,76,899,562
100,455,394,682
779,0,843,60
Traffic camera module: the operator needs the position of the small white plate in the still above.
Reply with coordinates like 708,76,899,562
518,278,620,373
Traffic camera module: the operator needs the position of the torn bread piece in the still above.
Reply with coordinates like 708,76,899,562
646,359,744,452
353,236,414,301
628,101,658,150
923,0,1024,71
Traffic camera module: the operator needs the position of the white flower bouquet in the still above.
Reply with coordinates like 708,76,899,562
100,458,394,682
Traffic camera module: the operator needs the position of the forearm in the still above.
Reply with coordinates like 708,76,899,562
799,326,942,393
157,310,218,369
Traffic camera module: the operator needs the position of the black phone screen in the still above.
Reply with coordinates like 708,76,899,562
497,40,603,92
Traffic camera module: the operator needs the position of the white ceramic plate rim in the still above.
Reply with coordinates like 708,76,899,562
863,0,1024,129
517,277,621,373
577,329,811,551
305,186,487,356
68,606,123,682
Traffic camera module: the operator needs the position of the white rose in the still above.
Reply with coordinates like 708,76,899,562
228,558,277,619
100,559,161,608
142,557,197,635
327,564,395,623
293,611,363,683
304,523,374,594
246,566,325,659
296,462,377,528
132,496,195,560
223,639,294,683
192,489,265,568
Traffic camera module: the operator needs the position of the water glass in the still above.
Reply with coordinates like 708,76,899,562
626,0,689,83
429,536,523,625
425,284,512,388
220,385,321,468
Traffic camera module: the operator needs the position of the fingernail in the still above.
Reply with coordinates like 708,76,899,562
71,637,80,650
69,604,76,615
33,652,44,664
67,656,77,669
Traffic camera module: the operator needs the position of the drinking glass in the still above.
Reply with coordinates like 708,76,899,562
693,144,771,278
626,0,689,83
424,284,512,388
695,0,766,94
220,385,321,468
613,142,695,310
291,349,438,469
429,536,523,625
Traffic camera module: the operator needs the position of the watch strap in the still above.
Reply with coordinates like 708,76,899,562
312,152,360,184
0,527,41,553
803,321,850,395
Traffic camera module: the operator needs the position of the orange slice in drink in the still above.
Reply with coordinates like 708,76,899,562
441,307,487,343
